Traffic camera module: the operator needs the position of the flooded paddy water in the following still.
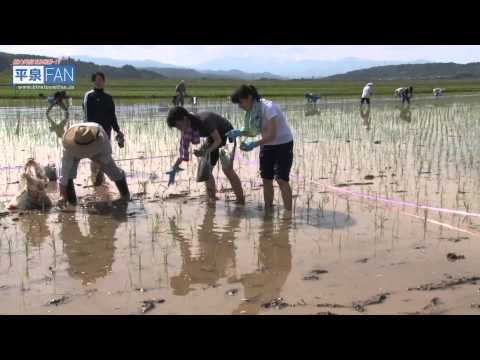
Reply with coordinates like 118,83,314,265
2,94,480,314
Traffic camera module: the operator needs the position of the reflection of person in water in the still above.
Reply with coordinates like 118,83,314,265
46,91,70,139
304,103,320,117
19,212,51,248
360,105,371,131
232,213,292,315
169,206,240,296
399,106,412,123
58,197,127,285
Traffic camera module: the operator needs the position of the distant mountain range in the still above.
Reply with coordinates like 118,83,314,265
72,55,432,79
73,55,284,80
324,62,480,80
4,51,480,81
72,55,179,69
1,51,281,81
194,57,432,78
144,67,284,80
0,52,166,80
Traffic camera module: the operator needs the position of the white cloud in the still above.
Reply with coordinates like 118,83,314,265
1,45,480,66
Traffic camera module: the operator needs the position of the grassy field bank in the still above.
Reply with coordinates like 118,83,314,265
1,73,480,99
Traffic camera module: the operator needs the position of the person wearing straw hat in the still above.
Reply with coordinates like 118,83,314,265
57,122,130,207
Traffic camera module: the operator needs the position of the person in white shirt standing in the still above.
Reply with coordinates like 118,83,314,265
361,83,373,106
227,85,294,212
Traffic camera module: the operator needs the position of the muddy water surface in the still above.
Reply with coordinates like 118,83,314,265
2,95,480,314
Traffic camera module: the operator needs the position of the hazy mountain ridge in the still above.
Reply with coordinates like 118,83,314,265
0,52,166,80
324,62,480,80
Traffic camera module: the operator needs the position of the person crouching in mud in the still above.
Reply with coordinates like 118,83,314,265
165,106,245,204
83,71,125,186
227,85,294,212
57,122,130,207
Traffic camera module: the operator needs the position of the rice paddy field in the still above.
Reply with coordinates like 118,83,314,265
3,77,480,99
2,93,480,314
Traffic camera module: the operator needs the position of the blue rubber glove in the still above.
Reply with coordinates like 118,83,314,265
240,140,257,152
226,128,243,142
166,166,183,186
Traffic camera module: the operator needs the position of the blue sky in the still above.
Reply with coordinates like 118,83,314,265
1,45,479,66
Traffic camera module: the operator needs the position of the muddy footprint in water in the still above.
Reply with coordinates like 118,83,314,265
140,299,165,314
446,253,465,262
303,269,328,281
352,292,391,313
47,295,70,306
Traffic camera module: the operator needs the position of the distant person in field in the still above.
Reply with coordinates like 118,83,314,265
361,83,373,106
395,86,413,105
228,85,294,212
166,106,245,204
82,71,125,186
433,88,444,97
401,86,413,105
174,80,187,106
305,93,320,104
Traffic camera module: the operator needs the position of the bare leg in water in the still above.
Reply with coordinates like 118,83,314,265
206,175,217,204
262,178,292,211
222,166,245,204
277,178,292,211
262,179,274,210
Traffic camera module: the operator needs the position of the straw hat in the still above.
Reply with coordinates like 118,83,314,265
63,123,104,158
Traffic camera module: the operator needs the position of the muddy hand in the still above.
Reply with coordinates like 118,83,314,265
194,148,207,157
116,131,125,148
56,198,67,209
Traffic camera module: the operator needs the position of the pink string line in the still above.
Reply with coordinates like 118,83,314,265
316,181,480,237
234,151,480,219
323,184,480,218
401,212,479,237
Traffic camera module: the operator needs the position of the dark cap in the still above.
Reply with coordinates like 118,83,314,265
54,90,67,100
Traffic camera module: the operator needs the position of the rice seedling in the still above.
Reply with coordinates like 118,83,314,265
3,93,480,313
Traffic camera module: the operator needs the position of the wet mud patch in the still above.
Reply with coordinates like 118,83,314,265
294,208,356,230
440,236,469,243
446,253,465,262
335,182,374,187
408,276,480,291
46,295,70,306
140,298,165,314
262,297,290,310
352,292,391,313
316,292,391,313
